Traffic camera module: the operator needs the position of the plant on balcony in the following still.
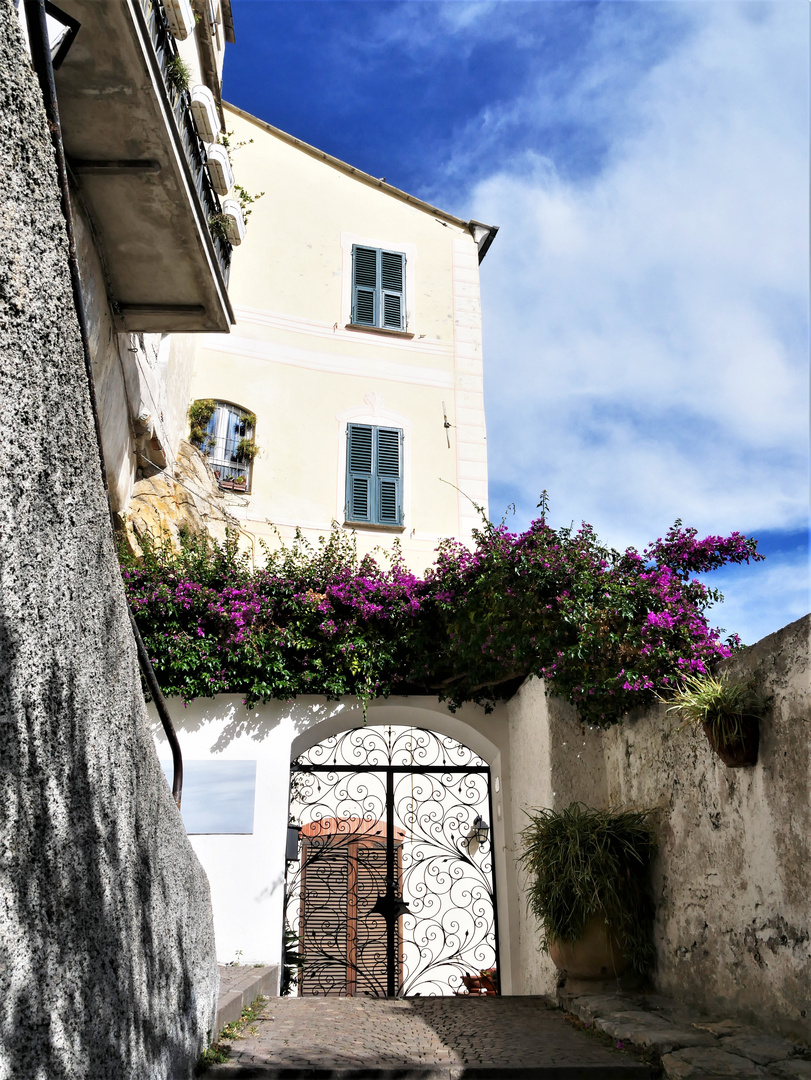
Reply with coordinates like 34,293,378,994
518,803,658,975
238,413,257,436
165,54,191,95
666,671,767,767
218,131,265,220
235,437,259,462
188,398,216,450
233,183,265,222
208,213,230,241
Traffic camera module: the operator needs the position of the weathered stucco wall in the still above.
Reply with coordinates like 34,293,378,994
0,7,218,1077
507,616,810,1041
603,615,810,1042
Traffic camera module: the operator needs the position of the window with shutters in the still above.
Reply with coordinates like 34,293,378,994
345,423,403,527
351,245,406,331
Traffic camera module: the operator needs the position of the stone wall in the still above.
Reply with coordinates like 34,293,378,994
508,616,810,1042
0,7,218,1078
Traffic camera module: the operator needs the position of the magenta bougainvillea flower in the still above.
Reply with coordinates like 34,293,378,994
120,513,763,725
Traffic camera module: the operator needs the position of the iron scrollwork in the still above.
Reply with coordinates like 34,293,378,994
284,726,499,998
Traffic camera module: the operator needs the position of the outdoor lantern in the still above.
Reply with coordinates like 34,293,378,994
285,823,300,862
472,815,490,846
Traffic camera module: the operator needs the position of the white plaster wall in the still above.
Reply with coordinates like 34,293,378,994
151,694,518,993
188,105,490,572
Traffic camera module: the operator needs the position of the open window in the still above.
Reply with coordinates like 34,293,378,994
204,402,257,492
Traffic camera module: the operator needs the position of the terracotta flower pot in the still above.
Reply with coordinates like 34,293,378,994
548,915,626,980
703,714,759,767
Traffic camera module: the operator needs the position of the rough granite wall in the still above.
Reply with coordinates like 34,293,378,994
508,617,810,1042
0,7,218,1078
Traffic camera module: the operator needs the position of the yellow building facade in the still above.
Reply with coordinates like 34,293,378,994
189,104,496,571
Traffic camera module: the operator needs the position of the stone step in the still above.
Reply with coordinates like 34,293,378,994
557,988,810,1080
216,964,278,1033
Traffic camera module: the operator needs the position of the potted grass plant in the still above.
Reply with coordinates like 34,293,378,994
666,671,766,767
518,802,657,980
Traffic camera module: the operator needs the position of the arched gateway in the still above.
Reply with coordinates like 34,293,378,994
284,725,500,998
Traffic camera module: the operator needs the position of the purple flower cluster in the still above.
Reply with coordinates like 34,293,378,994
120,516,762,724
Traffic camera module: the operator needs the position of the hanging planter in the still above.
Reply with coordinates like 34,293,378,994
667,672,767,768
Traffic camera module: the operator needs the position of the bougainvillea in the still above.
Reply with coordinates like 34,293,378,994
120,513,763,726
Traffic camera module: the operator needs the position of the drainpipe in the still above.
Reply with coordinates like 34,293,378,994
23,0,184,809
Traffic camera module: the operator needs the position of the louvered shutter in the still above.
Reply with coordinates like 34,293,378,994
380,250,405,330
375,427,402,525
352,246,378,326
346,424,373,522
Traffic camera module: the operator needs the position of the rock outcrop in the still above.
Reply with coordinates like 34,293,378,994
121,439,236,556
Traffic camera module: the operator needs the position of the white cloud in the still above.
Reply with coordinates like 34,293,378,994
458,1,808,567
704,548,811,648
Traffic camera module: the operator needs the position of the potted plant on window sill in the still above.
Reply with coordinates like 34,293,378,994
220,475,247,492
518,803,657,982
666,671,767,767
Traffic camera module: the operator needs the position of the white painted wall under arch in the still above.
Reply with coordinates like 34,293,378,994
151,694,521,994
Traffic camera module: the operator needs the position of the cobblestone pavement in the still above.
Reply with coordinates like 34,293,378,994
205,995,652,1078
561,991,811,1079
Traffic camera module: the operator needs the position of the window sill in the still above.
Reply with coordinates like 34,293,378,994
344,520,405,533
345,323,414,340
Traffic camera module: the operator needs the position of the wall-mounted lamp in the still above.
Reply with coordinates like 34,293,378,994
472,815,490,846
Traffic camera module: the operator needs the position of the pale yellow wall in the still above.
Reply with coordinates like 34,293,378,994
189,105,489,572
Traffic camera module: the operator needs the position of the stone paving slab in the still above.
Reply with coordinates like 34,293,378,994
558,989,810,1080
204,996,651,1078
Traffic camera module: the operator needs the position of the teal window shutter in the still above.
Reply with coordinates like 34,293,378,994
351,246,405,331
375,427,402,525
346,424,373,522
352,246,377,326
345,424,403,526
380,251,405,330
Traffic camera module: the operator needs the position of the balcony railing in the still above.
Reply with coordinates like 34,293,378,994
137,0,232,285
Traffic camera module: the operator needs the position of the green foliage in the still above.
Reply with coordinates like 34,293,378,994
234,183,265,221
120,508,761,725
518,803,657,973
666,671,767,748
207,213,229,242
280,923,303,996
198,995,267,1072
188,399,216,448
166,55,191,94
236,437,259,461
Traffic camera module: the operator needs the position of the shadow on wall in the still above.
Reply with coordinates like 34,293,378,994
0,596,218,1079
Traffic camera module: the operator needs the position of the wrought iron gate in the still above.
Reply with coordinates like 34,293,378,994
284,726,500,997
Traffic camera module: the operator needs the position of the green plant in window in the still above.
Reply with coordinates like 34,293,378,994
165,54,191,94
188,399,216,449
236,437,259,462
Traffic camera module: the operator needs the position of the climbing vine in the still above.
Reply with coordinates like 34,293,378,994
120,510,763,726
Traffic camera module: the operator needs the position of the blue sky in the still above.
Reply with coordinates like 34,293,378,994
225,1,809,645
